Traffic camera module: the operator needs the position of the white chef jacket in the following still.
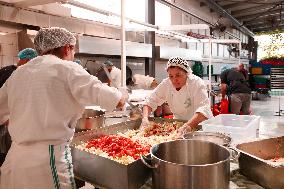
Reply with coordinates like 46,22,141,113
133,74,155,89
145,74,212,120
0,55,122,189
110,66,121,87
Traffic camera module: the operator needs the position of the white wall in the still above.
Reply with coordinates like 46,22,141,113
0,33,18,68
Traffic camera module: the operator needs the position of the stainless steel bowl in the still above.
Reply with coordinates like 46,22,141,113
183,131,231,146
76,109,105,131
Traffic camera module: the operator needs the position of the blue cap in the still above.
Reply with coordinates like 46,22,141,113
74,59,81,64
18,48,38,60
221,65,230,73
104,60,113,66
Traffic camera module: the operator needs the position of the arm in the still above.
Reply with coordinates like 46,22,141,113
67,64,124,111
220,71,228,100
142,105,152,118
177,77,212,133
220,83,227,99
0,83,9,125
184,112,207,131
144,79,168,112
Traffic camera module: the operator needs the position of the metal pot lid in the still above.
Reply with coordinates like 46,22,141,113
183,131,231,146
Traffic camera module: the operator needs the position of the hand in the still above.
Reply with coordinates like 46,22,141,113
140,117,149,130
177,123,192,136
116,98,126,110
118,87,129,101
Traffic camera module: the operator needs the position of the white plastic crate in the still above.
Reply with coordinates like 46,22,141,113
201,114,260,141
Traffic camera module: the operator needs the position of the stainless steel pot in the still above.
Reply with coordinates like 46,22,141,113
183,131,231,147
76,109,105,131
141,140,235,189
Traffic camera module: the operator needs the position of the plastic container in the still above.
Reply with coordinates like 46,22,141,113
251,67,262,74
201,114,260,142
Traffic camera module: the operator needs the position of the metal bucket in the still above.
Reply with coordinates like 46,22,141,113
76,109,105,131
142,140,234,189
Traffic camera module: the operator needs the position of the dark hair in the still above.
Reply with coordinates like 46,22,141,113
44,46,64,59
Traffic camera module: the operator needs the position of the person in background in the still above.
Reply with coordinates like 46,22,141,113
0,48,38,167
238,63,249,81
104,60,121,87
132,74,158,90
141,57,212,135
0,27,126,189
220,64,251,115
74,59,81,65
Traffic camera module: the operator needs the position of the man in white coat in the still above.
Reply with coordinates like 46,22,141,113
0,27,126,189
141,57,212,135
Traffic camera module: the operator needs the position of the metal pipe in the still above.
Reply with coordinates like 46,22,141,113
156,0,240,39
203,0,255,37
121,0,126,87
209,37,212,102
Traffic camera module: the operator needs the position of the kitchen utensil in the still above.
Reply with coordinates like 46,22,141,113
75,109,105,131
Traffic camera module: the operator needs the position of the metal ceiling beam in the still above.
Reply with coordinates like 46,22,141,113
222,0,264,10
251,22,284,29
231,0,277,16
245,19,283,26
252,24,284,32
217,1,235,6
239,10,284,22
157,0,240,39
203,0,255,36
13,0,65,7
232,4,276,16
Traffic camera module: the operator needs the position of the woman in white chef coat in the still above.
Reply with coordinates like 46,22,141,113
141,57,212,134
0,27,126,189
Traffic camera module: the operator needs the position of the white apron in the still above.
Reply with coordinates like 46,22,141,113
0,142,76,189
168,85,194,120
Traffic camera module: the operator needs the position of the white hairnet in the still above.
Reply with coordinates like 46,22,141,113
166,57,192,74
34,27,76,54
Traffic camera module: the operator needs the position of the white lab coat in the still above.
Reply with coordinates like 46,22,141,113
110,66,121,87
145,74,212,120
133,74,155,89
0,55,122,189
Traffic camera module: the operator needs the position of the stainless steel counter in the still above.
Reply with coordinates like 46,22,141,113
78,115,283,189
86,162,264,189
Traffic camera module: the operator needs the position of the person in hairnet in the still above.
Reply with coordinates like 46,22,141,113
104,60,122,87
0,48,38,167
0,27,126,189
141,57,212,135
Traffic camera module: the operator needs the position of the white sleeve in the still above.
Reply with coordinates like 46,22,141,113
67,65,122,111
144,80,167,111
0,83,9,124
193,79,213,118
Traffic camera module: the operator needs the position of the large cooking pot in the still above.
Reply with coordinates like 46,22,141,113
141,139,236,189
76,109,105,131
183,131,231,147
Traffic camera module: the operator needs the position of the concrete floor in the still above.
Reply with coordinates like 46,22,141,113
252,96,284,138
79,96,284,189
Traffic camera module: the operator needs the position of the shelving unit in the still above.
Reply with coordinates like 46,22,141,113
270,68,284,116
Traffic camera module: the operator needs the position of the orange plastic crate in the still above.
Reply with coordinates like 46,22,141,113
251,67,262,74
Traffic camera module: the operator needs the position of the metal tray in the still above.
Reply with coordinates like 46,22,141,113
236,136,284,189
71,118,185,189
